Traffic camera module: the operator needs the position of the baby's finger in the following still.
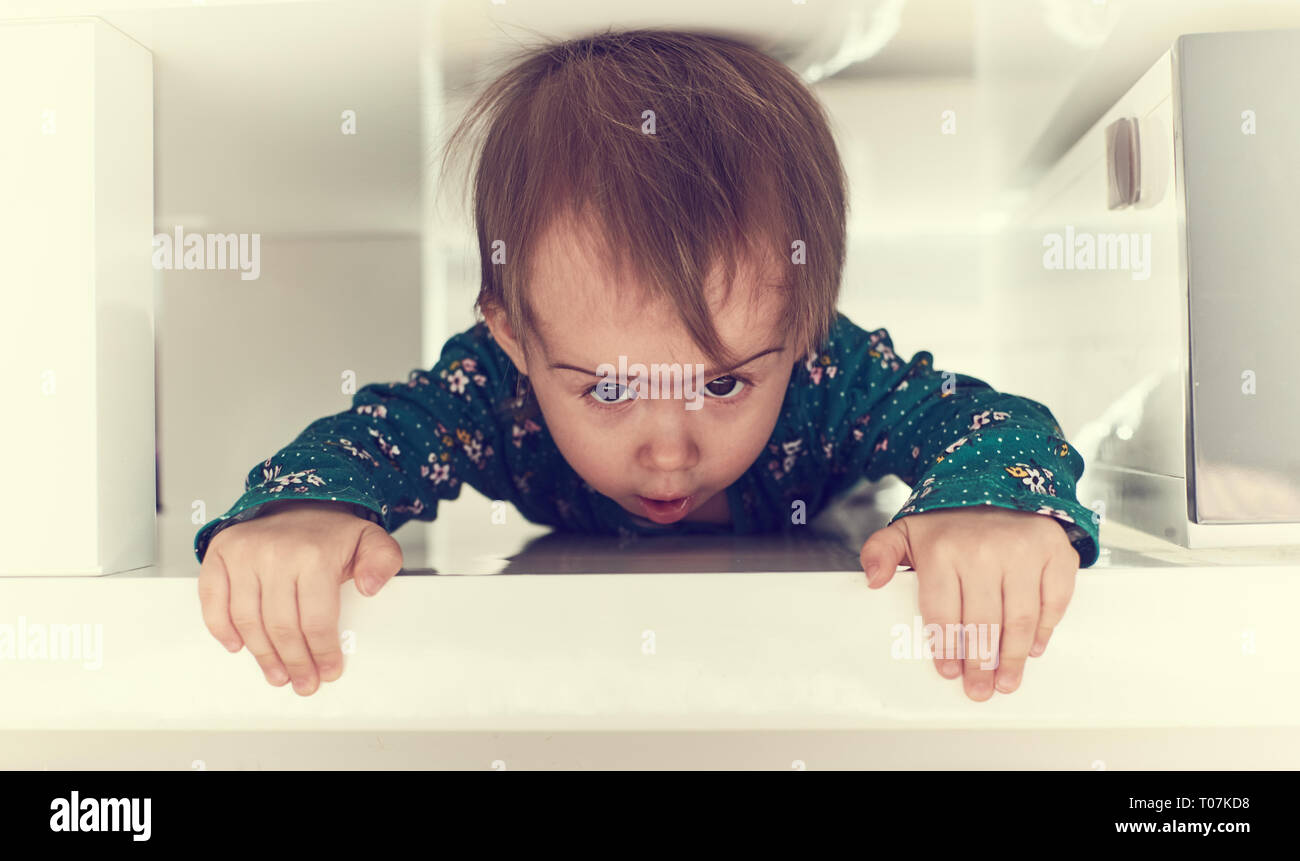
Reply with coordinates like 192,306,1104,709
197,550,243,652
994,565,1042,694
263,572,320,696
299,569,345,684
958,568,1001,701
228,567,290,687
917,559,962,680
1032,546,1079,656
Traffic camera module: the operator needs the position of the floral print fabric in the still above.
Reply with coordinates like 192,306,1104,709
194,312,1099,568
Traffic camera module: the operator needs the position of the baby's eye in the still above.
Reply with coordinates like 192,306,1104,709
704,376,746,399
588,380,638,404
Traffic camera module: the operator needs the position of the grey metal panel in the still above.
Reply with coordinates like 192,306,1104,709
1178,30,1300,523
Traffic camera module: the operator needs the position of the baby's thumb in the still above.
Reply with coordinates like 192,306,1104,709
350,522,404,597
859,522,910,589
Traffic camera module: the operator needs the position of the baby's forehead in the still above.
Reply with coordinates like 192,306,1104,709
530,279,784,363
531,242,782,316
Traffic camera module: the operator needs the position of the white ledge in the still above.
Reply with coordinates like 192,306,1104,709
3,521,1298,742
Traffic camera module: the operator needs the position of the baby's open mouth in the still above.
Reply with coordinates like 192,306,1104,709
636,494,693,524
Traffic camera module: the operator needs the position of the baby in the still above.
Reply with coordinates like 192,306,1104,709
196,29,1098,702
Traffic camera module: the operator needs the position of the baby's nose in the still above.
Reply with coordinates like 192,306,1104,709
639,409,700,472
644,437,696,472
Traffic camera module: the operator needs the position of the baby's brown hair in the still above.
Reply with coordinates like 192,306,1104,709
441,28,847,370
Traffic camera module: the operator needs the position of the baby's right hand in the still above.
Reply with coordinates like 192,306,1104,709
197,499,404,695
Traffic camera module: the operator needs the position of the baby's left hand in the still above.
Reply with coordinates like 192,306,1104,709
858,506,1080,701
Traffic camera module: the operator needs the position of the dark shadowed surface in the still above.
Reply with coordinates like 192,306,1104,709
401,482,895,575
402,529,865,576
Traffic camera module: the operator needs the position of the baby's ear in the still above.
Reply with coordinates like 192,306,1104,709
480,303,530,375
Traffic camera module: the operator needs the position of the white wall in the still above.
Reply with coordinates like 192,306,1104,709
156,237,424,570
820,77,1001,380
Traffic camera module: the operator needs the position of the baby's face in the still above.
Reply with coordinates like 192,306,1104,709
489,224,794,526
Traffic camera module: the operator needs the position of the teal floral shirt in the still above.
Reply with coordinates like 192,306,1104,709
193,312,1100,567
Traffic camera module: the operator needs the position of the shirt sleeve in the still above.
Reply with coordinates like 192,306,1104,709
192,322,519,564
807,316,1100,568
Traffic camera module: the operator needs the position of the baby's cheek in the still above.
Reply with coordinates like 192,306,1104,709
710,401,783,472
547,407,632,482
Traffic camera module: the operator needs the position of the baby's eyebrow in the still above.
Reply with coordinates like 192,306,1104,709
549,345,785,380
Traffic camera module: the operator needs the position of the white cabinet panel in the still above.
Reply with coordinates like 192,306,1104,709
0,19,154,574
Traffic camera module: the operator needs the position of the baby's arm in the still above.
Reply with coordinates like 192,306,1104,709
813,318,1097,567
865,351,1096,566
193,323,516,563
